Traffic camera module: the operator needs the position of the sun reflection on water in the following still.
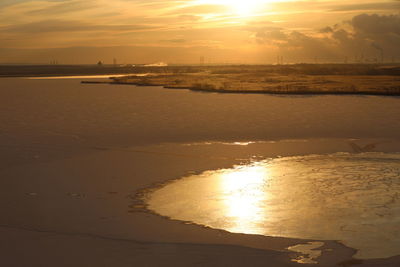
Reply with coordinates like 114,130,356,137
147,153,400,259
219,164,270,233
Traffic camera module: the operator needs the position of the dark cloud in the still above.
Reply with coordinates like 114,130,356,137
255,28,287,44
329,2,400,12
267,1,400,14
319,26,333,33
351,13,400,36
252,13,400,62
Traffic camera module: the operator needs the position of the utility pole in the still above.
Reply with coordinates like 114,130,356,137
200,56,205,65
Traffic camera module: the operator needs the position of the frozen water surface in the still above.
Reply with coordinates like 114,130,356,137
147,153,400,259
288,242,324,264
1,78,400,262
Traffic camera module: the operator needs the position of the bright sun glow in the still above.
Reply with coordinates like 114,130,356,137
224,0,264,16
219,165,270,233
196,0,270,16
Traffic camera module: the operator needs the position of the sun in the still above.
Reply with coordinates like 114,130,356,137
196,0,268,17
227,0,264,16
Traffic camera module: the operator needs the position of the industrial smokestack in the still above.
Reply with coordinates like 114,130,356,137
371,43,384,63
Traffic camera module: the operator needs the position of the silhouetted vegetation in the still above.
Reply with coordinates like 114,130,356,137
105,64,400,96
2,63,399,95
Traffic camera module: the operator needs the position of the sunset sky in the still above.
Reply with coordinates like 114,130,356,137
0,0,399,64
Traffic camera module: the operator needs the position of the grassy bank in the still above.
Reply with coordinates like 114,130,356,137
104,64,400,95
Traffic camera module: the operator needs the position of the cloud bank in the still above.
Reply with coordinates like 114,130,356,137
253,13,400,62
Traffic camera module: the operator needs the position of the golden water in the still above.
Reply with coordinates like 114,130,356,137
147,153,400,259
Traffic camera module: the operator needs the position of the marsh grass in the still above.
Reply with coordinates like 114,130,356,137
98,64,400,95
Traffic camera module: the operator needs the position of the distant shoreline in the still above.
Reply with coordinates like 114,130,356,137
81,80,400,96
1,63,400,77
83,63,400,96
2,63,400,96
